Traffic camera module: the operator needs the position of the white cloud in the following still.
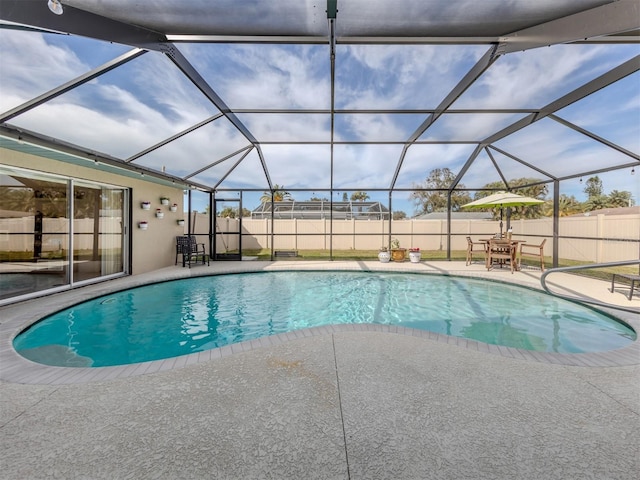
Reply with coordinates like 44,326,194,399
1,29,636,201
0,30,88,111
337,45,486,110
183,44,330,110
458,44,604,109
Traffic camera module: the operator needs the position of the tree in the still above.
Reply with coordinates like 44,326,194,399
1,187,35,213
392,210,407,220
342,192,348,202
218,206,251,218
608,190,634,208
350,191,370,202
542,194,582,217
259,184,292,203
583,195,609,212
410,168,471,214
584,176,603,199
309,196,329,202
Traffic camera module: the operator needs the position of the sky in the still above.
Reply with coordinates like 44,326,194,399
0,27,638,216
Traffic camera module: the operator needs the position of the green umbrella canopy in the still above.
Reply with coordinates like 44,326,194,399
462,191,545,235
462,191,545,208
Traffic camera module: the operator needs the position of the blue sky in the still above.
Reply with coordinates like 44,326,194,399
1,28,638,215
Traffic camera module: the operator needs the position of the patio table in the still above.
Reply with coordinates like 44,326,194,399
481,239,526,271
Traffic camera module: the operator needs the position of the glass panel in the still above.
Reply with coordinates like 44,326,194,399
336,0,612,37
395,143,479,189
186,190,211,262
134,117,251,179
335,45,488,110
261,145,332,190
488,148,554,186
0,165,127,303
181,44,331,110
333,144,404,189
0,29,129,112
214,194,241,260
494,117,635,178
335,114,427,142
0,169,69,301
559,170,639,265
10,51,219,159
234,114,331,142
72,183,124,282
191,149,269,190
555,71,640,155
420,113,529,142
452,44,640,109
560,169,639,212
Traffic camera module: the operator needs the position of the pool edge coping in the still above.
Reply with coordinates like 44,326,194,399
1,261,639,385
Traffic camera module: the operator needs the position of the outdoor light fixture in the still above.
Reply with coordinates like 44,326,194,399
632,167,636,175
47,0,64,15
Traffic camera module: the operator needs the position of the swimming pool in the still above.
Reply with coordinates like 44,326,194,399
14,271,636,367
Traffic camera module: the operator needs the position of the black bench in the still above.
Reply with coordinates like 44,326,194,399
610,273,640,301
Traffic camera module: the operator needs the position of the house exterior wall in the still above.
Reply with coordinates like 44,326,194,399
1,149,185,274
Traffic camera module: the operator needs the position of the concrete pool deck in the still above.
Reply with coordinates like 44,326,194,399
1,261,639,479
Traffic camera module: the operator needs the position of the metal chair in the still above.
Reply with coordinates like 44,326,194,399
518,239,546,271
466,236,487,266
175,236,208,267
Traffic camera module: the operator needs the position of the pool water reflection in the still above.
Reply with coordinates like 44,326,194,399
14,271,636,367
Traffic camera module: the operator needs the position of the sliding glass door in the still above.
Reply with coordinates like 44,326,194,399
73,182,124,282
0,165,128,304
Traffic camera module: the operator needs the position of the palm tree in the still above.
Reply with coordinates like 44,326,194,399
608,190,634,208
542,194,582,217
259,184,292,203
583,195,609,212
350,191,370,202
0,187,35,213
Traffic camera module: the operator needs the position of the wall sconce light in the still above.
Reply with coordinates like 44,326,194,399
48,0,64,15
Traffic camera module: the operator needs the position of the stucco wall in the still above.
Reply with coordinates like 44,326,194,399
1,148,185,274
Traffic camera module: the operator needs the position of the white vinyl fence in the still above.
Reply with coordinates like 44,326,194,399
202,213,640,263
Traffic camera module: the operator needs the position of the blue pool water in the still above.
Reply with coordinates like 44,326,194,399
14,271,636,367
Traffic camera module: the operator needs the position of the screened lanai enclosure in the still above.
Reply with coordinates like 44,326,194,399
0,0,639,296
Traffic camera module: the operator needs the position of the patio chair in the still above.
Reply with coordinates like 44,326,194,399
175,236,208,267
486,239,516,273
466,236,487,266
518,239,546,271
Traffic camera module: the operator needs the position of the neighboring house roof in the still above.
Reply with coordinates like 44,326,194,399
413,212,494,220
251,201,390,220
576,206,640,216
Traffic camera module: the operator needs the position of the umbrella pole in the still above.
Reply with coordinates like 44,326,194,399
499,207,503,237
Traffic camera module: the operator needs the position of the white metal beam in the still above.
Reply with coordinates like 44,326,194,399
500,0,640,53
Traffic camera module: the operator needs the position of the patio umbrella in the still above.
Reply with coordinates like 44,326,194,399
462,191,544,237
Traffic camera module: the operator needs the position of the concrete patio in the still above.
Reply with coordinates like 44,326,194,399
1,261,638,479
